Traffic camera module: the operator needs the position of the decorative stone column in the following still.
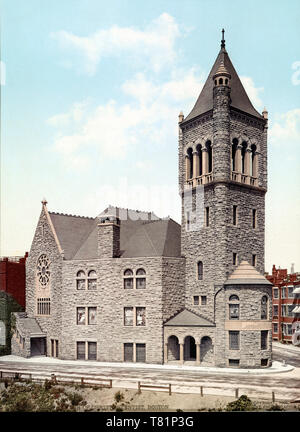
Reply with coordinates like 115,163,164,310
164,343,168,364
185,156,191,181
252,152,258,179
196,343,201,365
193,151,199,178
245,148,251,184
235,145,242,182
202,148,208,179
179,343,184,364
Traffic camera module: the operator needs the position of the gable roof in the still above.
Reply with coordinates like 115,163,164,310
48,206,181,260
183,46,263,123
224,260,272,286
164,308,215,327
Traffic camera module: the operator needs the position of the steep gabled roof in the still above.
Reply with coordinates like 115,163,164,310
224,261,272,286
164,308,215,327
183,46,263,123
48,206,181,260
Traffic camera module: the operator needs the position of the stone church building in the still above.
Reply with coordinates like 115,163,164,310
12,33,273,368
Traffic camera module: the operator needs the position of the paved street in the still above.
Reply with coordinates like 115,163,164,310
272,342,300,367
0,349,299,402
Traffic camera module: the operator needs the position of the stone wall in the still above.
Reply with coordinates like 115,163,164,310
60,256,169,364
215,284,272,367
25,207,63,357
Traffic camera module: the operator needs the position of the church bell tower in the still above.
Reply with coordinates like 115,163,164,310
178,31,272,367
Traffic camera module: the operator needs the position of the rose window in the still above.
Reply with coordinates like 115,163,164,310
37,254,50,287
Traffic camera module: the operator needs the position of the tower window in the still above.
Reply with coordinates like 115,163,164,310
229,294,240,320
261,331,268,350
187,147,193,179
229,331,240,350
201,296,207,305
215,79,217,85
251,144,257,177
196,144,203,176
206,141,212,173
252,254,256,267
197,261,203,280
205,207,210,227
233,205,237,225
232,138,238,171
252,209,257,228
225,78,228,85
219,78,223,85
233,253,237,266
261,296,268,319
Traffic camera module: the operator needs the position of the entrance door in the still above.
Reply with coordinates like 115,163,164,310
184,336,196,360
30,338,46,356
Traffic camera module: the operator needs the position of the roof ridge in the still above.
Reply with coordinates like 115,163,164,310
49,211,95,220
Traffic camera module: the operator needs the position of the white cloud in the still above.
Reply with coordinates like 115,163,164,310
240,76,264,110
51,13,180,75
49,70,204,167
269,108,300,145
47,100,89,126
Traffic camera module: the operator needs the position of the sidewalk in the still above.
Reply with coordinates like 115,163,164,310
0,355,295,375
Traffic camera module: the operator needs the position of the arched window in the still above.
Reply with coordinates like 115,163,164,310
76,270,86,290
136,268,146,289
241,142,247,174
225,78,228,85
219,78,223,85
206,141,212,173
197,261,203,280
124,269,133,289
229,294,240,320
187,148,193,179
232,138,238,171
196,144,202,176
261,295,268,319
250,144,257,177
88,270,97,290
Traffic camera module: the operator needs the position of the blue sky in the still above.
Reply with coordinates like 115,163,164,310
1,0,300,273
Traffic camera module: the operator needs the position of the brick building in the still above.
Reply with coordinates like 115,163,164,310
0,254,27,355
12,32,273,368
266,265,300,345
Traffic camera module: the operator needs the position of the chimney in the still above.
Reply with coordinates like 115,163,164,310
97,214,120,258
291,263,295,274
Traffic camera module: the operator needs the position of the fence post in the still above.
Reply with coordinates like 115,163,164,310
81,377,84,387
138,381,141,394
200,386,203,397
272,391,275,403
169,384,171,396
235,388,239,398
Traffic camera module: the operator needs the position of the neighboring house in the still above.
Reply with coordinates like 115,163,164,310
0,254,27,355
266,265,300,345
12,33,273,368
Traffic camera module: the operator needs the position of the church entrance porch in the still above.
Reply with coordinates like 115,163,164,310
30,337,46,357
164,308,216,366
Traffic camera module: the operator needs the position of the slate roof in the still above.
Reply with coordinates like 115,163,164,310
164,308,215,327
48,206,181,260
16,314,45,337
224,261,272,286
183,46,263,123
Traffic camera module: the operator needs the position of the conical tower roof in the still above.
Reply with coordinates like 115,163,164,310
224,261,272,285
183,43,263,122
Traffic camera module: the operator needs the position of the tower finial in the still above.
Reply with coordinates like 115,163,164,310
221,28,225,49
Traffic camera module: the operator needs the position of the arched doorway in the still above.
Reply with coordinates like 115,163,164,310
200,336,213,364
167,335,179,361
184,336,196,361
